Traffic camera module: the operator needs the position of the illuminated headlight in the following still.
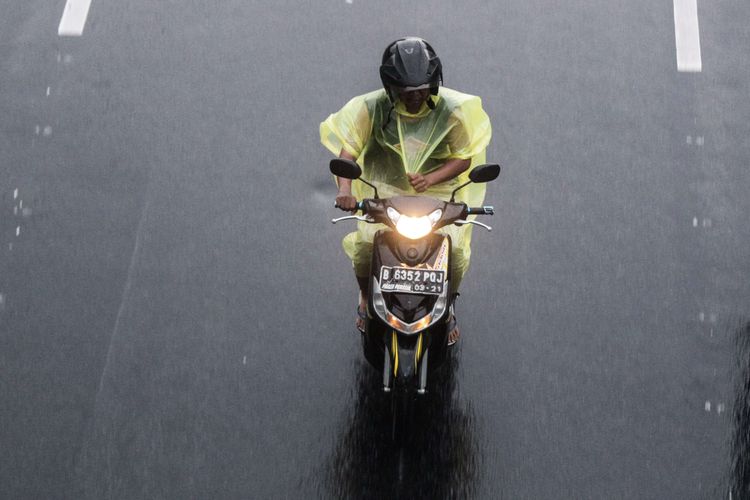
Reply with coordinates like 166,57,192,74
386,207,442,240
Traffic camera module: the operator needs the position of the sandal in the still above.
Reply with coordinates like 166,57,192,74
356,304,367,334
446,304,459,346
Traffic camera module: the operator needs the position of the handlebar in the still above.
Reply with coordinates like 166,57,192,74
334,202,492,215
467,206,495,215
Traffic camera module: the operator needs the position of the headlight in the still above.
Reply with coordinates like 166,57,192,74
387,207,442,240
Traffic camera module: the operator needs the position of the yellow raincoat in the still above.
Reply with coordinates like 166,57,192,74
320,87,492,292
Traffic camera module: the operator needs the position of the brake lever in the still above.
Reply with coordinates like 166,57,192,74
454,219,492,231
331,214,373,224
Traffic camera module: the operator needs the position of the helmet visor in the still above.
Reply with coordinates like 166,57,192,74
391,83,432,93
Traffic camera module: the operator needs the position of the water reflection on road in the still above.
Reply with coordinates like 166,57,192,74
731,321,750,499
320,351,480,499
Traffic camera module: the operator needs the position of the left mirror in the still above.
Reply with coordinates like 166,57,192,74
468,163,501,183
330,158,362,179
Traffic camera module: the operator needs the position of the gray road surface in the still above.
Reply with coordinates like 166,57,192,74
1,0,749,498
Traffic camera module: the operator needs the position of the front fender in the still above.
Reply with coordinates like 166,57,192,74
388,331,426,381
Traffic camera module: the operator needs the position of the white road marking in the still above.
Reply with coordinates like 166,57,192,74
13,188,18,200
58,0,93,37
673,0,702,72
698,312,705,322
705,401,711,412
717,403,725,414
16,226,20,237
243,356,247,365
692,217,698,227
35,125,40,135
696,136,704,145
346,0,353,3
43,126,52,137
46,86,51,97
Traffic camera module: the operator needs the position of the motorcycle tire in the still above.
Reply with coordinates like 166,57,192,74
391,385,413,446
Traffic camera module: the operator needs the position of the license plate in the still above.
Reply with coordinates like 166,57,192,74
379,266,445,295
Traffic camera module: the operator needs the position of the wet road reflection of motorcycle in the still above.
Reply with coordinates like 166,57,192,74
319,353,479,500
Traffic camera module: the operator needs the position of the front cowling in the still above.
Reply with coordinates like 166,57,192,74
370,231,451,334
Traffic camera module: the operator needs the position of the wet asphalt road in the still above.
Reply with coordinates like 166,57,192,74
2,1,750,498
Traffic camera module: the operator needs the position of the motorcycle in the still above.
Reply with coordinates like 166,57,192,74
330,158,500,443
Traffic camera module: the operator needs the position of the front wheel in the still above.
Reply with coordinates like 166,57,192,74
391,385,413,446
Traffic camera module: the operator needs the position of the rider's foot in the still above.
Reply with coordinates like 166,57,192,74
447,323,460,345
447,306,460,346
356,295,367,333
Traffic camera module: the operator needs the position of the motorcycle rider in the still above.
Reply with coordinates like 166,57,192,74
320,37,492,344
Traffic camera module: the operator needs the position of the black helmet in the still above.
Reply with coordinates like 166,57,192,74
379,37,442,104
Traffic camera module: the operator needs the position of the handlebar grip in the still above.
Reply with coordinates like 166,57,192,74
467,205,495,215
334,201,366,212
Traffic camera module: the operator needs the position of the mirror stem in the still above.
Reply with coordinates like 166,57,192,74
360,179,379,199
449,181,472,202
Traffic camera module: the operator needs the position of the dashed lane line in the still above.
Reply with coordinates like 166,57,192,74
673,0,703,72
58,0,93,37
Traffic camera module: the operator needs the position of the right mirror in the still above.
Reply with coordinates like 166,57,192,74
468,163,501,183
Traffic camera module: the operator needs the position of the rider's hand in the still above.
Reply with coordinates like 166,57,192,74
335,191,358,213
407,173,432,193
